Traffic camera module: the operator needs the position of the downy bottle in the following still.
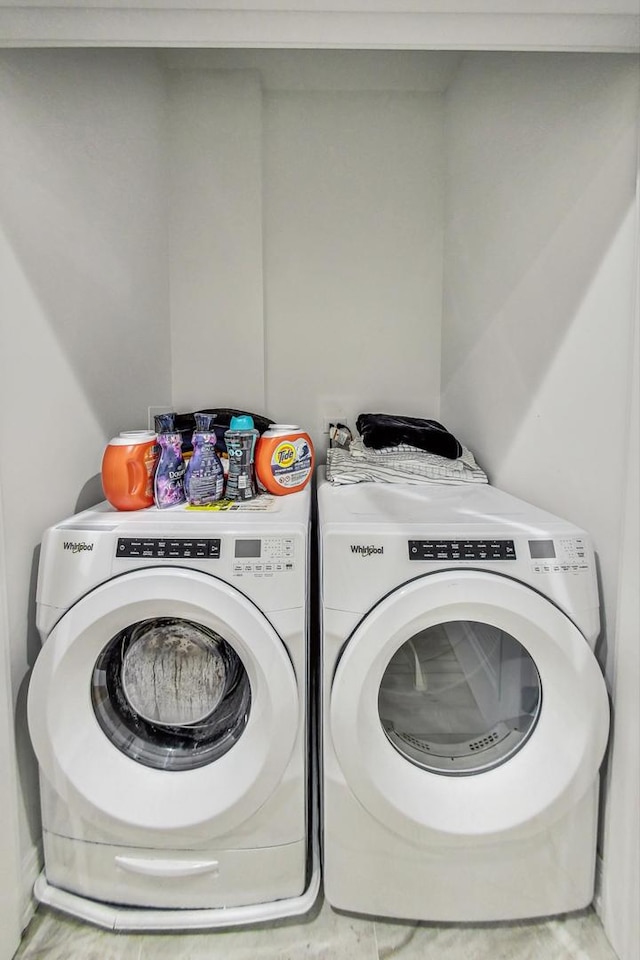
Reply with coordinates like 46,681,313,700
184,413,225,505
153,412,186,508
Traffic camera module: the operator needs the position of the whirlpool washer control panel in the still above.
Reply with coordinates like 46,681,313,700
116,538,221,559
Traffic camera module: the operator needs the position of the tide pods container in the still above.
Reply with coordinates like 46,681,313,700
255,425,315,495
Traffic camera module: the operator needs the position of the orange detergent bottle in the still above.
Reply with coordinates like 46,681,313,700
101,431,159,511
255,425,315,495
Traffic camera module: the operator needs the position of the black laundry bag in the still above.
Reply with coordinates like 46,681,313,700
174,409,273,455
356,413,462,460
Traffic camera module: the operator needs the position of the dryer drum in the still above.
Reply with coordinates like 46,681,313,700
377,620,542,776
91,617,251,772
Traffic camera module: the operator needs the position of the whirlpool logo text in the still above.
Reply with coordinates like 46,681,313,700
350,544,384,557
63,541,95,554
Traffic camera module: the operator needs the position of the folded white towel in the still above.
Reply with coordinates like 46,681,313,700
326,437,488,486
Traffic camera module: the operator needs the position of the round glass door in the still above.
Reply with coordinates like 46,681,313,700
330,570,609,841
28,567,300,837
378,620,541,775
91,616,251,771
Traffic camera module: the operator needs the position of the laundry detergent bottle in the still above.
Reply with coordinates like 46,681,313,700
255,425,315,495
101,431,159,511
153,413,186,509
224,415,259,501
184,413,224,505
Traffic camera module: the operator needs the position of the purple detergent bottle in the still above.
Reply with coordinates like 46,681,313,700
184,413,224,505
153,412,186,508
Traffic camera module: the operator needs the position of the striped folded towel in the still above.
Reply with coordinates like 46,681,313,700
326,438,488,486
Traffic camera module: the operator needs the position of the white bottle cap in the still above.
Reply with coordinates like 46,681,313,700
119,430,157,440
263,424,302,437
108,431,157,445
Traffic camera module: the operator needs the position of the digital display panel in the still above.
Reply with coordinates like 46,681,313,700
528,539,556,560
235,539,261,559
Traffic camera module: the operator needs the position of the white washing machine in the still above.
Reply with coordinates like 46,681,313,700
318,471,610,922
28,489,318,930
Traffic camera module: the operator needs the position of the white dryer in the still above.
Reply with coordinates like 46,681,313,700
28,490,317,929
318,472,610,922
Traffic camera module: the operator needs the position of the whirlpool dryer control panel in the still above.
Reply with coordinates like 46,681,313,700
318,475,599,643
408,539,516,561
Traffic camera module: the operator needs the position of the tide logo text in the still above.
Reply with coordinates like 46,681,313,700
350,544,384,557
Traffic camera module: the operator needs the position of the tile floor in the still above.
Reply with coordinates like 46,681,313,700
14,892,619,960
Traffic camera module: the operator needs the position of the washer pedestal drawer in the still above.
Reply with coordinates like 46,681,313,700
43,830,307,909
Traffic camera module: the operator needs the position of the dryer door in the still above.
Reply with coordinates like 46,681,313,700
28,567,300,840
329,570,609,843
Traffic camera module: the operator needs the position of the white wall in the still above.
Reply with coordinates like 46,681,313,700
440,51,639,955
0,48,171,921
165,52,449,451
441,52,639,671
263,88,443,445
0,496,21,960
600,173,639,960
168,69,266,415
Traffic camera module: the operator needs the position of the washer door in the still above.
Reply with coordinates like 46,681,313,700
28,568,300,838
330,570,609,843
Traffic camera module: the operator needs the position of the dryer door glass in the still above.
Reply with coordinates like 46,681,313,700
378,621,541,775
91,617,251,771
